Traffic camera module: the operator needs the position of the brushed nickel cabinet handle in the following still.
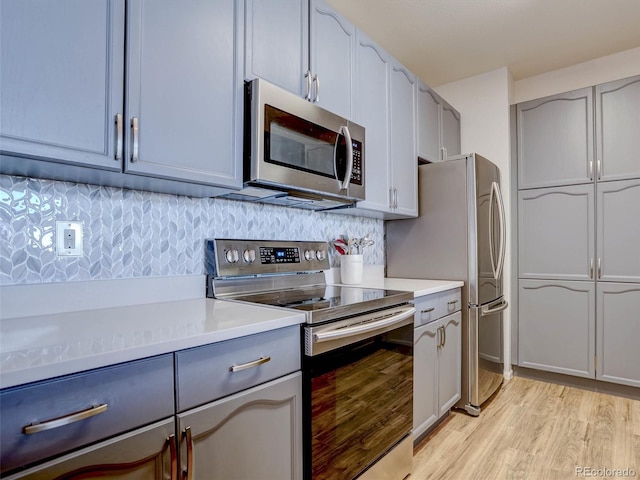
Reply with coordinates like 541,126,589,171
115,113,123,161
130,117,139,162
598,258,602,279
389,188,394,209
168,434,178,480
313,74,320,103
589,160,594,180
597,159,602,179
590,258,594,279
442,325,447,347
23,403,108,435
447,300,459,305
393,188,398,209
421,307,435,313
304,70,312,100
183,427,194,480
229,356,271,372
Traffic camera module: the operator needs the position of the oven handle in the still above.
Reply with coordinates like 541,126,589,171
313,306,416,343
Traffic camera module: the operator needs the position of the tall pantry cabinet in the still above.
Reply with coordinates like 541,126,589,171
516,75,640,388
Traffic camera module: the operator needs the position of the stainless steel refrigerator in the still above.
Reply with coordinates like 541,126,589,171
386,153,507,416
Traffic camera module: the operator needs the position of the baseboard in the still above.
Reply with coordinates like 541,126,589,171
513,366,640,401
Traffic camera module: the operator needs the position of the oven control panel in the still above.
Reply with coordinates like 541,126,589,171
206,239,330,277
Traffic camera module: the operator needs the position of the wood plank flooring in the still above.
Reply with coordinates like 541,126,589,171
411,376,640,480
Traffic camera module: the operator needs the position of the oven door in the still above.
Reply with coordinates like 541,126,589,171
303,306,415,480
249,78,365,201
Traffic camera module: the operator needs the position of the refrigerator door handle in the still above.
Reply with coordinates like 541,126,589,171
488,182,498,279
494,181,506,281
481,297,509,316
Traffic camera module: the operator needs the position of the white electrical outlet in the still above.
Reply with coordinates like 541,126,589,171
56,221,84,257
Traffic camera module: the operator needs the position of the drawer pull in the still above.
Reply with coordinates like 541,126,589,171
421,307,435,313
229,356,271,372
23,403,108,435
447,300,459,305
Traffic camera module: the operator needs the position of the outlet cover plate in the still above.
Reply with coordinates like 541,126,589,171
56,221,84,257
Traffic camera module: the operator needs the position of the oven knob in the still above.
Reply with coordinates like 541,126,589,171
225,249,239,264
304,249,316,261
315,249,326,261
243,249,256,263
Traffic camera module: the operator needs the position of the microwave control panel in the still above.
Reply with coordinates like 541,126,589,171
351,140,363,185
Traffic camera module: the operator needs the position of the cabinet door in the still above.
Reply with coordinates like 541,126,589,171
125,0,242,188
595,75,640,182
413,322,438,439
417,81,442,163
441,100,461,159
244,0,308,97
596,283,640,388
4,419,175,480
178,372,302,480
517,87,594,189
518,184,595,280
596,179,640,282
309,0,356,119
518,279,595,378
389,59,418,217
438,312,461,416
0,0,124,170
353,31,391,213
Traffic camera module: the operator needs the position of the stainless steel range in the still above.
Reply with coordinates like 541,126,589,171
206,239,415,480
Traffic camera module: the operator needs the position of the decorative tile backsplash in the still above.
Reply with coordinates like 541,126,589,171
0,175,384,286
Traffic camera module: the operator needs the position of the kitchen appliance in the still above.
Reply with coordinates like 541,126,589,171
206,239,415,480
386,153,507,416
221,78,365,211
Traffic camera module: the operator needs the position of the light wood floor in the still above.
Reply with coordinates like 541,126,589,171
411,376,640,480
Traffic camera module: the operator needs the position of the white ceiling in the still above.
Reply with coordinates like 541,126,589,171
325,0,640,87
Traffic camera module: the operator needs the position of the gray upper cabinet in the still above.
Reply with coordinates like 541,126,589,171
416,81,461,163
596,283,640,388
309,0,355,119
244,0,309,97
596,179,640,282
0,0,124,170
353,31,391,214
417,81,441,163
389,59,418,217
517,87,594,189
518,279,595,379
125,0,242,188
441,100,461,159
595,75,640,182
518,184,595,280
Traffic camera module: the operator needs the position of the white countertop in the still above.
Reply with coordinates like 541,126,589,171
0,271,462,390
0,277,305,389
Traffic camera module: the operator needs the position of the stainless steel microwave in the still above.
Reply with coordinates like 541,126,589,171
223,79,365,211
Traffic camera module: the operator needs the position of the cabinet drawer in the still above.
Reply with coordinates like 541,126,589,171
0,354,174,474
176,326,300,412
441,288,462,315
414,294,440,327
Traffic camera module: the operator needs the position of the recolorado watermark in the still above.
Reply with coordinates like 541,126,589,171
576,467,637,477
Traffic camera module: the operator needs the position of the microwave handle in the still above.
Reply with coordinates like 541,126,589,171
335,125,353,190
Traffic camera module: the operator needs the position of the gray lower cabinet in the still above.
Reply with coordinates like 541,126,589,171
518,279,595,378
596,283,640,388
595,75,640,182
0,0,124,170
3,419,175,480
596,179,640,282
518,184,595,280
178,372,302,480
517,87,594,189
413,290,461,441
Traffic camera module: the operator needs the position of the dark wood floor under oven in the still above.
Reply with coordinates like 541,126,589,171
411,376,640,480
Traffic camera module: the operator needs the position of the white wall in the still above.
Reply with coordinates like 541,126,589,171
435,67,514,377
513,46,640,104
